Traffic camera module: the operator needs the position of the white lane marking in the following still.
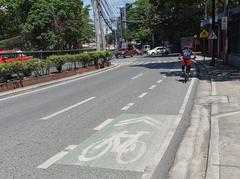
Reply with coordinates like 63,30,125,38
215,111,240,118
142,78,197,179
94,119,114,131
40,97,95,120
121,103,135,111
138,92,148,98
37,145,77,169
149,85,156,90
0,66,120,102
157,79,162,84
65,145,78,150
131,73,143,80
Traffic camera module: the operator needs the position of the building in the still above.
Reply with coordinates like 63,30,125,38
201,6,240,68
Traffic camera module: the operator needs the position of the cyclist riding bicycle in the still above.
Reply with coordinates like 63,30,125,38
179,45,195,77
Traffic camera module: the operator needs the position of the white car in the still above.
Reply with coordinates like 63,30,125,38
147,46,169,56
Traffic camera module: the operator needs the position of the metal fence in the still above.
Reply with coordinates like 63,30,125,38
19,48,97,59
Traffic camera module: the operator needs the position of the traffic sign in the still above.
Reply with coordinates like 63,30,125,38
208,31,218,40
200,29,208,39
221,17,228,30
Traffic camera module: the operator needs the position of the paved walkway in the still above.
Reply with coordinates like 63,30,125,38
197,57,240,179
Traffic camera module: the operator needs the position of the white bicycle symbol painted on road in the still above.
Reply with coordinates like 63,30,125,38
78,131,149,164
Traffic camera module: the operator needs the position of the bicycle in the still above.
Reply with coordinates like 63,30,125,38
78,131,149,164
179,57,194,83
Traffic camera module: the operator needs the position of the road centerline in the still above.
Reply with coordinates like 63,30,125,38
131,73,143,80
149,85,156,90
138,92,148,98
121,103,135,111
40,97,95,120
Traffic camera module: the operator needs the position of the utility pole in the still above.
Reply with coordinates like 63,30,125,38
204,0,208,20
92,0,101,50
99,16,106,51
211,0,216,65
223,0,229,64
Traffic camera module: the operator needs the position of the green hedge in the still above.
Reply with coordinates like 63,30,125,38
0,51,112,81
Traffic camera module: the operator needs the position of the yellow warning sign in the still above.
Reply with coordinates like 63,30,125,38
200,30,209,39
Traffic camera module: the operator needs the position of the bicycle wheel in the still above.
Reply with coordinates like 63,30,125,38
78,139,112,162
184,66,188,83
116,141,147,164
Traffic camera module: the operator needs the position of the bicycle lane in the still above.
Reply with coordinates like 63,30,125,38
55,113,177,172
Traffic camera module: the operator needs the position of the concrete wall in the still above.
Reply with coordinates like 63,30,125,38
228,53,240,69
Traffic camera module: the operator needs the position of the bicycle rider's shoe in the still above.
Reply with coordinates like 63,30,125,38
181,72,184,77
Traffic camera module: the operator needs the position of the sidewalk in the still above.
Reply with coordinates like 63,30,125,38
168,56,240,179
198,57,240,179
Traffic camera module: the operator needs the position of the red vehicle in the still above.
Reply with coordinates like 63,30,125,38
115,48,144,58
0,50,33,63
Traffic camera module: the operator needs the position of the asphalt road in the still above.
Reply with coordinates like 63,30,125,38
0,55,198,179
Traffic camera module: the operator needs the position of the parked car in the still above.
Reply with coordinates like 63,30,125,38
147,46,170,56
0,50,33,63
115,48,144,58
0,50,33,81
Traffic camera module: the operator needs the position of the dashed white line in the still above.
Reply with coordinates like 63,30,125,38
94,119,114,131
37,145,77,169
138,92,148,98
157,79,162,84
149,85,156,90
142,78,197,179
40,97,95,120
121,103,135,111
131,73,143,80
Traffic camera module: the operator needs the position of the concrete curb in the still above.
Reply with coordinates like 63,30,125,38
0,64,120,99
195,57,220,179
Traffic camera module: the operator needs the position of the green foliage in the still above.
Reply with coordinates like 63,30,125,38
147,0,205,46
0,51,112,81
0,36,24,50
0,0,94,50
125,0,152,41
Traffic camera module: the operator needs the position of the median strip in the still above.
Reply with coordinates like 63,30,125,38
40,97,95,120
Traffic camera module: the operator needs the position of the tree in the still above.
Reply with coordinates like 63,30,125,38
23,0,94,50
0,0,94,50
148,0,205,48
124,0,151,42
